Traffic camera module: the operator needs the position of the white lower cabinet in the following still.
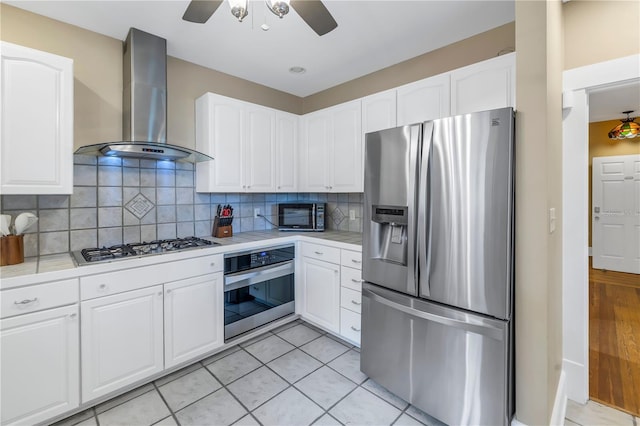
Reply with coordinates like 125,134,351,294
300,256,341,333
164,273,224,368
0,305,79,426
81,285,164,402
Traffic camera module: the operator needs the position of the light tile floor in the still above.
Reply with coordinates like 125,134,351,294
565,399,639,426
52,320,444,426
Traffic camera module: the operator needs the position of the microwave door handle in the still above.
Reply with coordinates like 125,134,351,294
312,204,316,230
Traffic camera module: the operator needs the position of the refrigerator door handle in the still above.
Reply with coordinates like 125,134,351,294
363,286,505,341
417,121,434,296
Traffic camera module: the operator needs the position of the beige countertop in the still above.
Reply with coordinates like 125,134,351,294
0,231,362,287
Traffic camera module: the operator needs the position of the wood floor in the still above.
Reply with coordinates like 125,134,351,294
589,265,640,416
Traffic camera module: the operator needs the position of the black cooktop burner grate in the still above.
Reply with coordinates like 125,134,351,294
77,237,216,264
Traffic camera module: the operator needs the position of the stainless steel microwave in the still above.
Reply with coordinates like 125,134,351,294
278,203,325,232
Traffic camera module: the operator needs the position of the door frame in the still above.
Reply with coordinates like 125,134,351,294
562,53,640,403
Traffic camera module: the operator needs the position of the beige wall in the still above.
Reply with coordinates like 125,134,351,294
0,4,123,148
588,120,640,245
564,0,640,70
302,22,515,113
1,4,517,150
514,0,564,424
0,4,300,151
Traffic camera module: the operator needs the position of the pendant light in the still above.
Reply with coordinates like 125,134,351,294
608,111,640,140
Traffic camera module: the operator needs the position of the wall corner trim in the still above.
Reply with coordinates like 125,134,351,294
550,370,568,426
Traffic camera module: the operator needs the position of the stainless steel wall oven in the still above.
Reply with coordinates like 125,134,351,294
223,244,295,341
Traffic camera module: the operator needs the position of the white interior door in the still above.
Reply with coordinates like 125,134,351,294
592,154,640,274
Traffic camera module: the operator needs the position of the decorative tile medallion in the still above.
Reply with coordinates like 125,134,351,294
331,207,345,225
125,193,154,219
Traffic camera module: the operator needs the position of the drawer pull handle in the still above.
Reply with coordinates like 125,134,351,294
69,313,77,319
351,278,364,283
314,251,323,255
14,297,38,305
351,300,361,306
350,326,361,332
351,259,362,264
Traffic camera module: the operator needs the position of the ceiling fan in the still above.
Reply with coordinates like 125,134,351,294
182,0,338,36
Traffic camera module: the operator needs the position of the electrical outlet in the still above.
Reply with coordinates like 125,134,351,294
349,209,356,220
254,208,260,218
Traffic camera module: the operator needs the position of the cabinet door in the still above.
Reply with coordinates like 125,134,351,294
196,94,244,192
1,305,79,426
300,111,331,192
275,111,298,192
300,257,340,333
397,73,450,125
330,100,363,192
165,273,223,368
450,53,515,115
244,105,276,192
81,286,163,402
362,89,397,135
0,42,73,195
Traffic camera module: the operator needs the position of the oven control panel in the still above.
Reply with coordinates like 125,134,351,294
225,244,295,274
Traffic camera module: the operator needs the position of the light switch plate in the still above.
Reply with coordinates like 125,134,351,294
254,208,260,218
549,207,556,234
349,209,356,220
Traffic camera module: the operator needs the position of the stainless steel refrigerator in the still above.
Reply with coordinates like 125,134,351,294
361,107,515,426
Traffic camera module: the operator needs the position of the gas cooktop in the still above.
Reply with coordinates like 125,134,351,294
72,237,219,265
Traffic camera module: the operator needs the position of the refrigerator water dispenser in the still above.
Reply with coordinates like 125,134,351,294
369,205,408,265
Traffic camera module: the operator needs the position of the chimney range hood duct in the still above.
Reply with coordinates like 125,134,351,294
75,28,213,163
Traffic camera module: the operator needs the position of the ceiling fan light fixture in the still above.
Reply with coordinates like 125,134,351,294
608,110,640,140
266,0,290,18
228,0,248,22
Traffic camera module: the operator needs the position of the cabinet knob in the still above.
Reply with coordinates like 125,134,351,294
14,297,38,305
166,289,172,294
277,186,281,189
99,284,107,290
242,185,246,189
210,262,216,267
350,326,361,332
158,291,163,296
69,313,77,319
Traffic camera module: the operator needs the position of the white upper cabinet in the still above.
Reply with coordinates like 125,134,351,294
196,93,245,192
244,105,276,192
362,89,397,135
275,111,298,192
195,93,296,193
300,100,362,193
300,109,331,192
450,53,515,115
0,42,73,195
330,100,362,192
396,73,450,126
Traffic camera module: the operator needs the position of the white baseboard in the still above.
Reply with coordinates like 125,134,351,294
563,358,588,403
550,370,568,426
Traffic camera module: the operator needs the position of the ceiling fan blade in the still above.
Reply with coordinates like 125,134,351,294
290,0,338,36
182,0,223,24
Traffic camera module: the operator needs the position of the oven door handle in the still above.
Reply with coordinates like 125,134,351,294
224,260,294,290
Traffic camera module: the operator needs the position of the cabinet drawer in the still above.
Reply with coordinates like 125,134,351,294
81,254,222,300
340,308,361,345
340,266,363,291
302,242,340,264
341,250,362,268
1,279,78,319
340,287,362,314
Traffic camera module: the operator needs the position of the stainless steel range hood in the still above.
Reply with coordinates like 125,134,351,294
75,28,213,163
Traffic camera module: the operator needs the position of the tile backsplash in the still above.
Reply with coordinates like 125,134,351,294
0,156,363,257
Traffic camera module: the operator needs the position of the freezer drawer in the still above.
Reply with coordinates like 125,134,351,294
361,283,513,426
